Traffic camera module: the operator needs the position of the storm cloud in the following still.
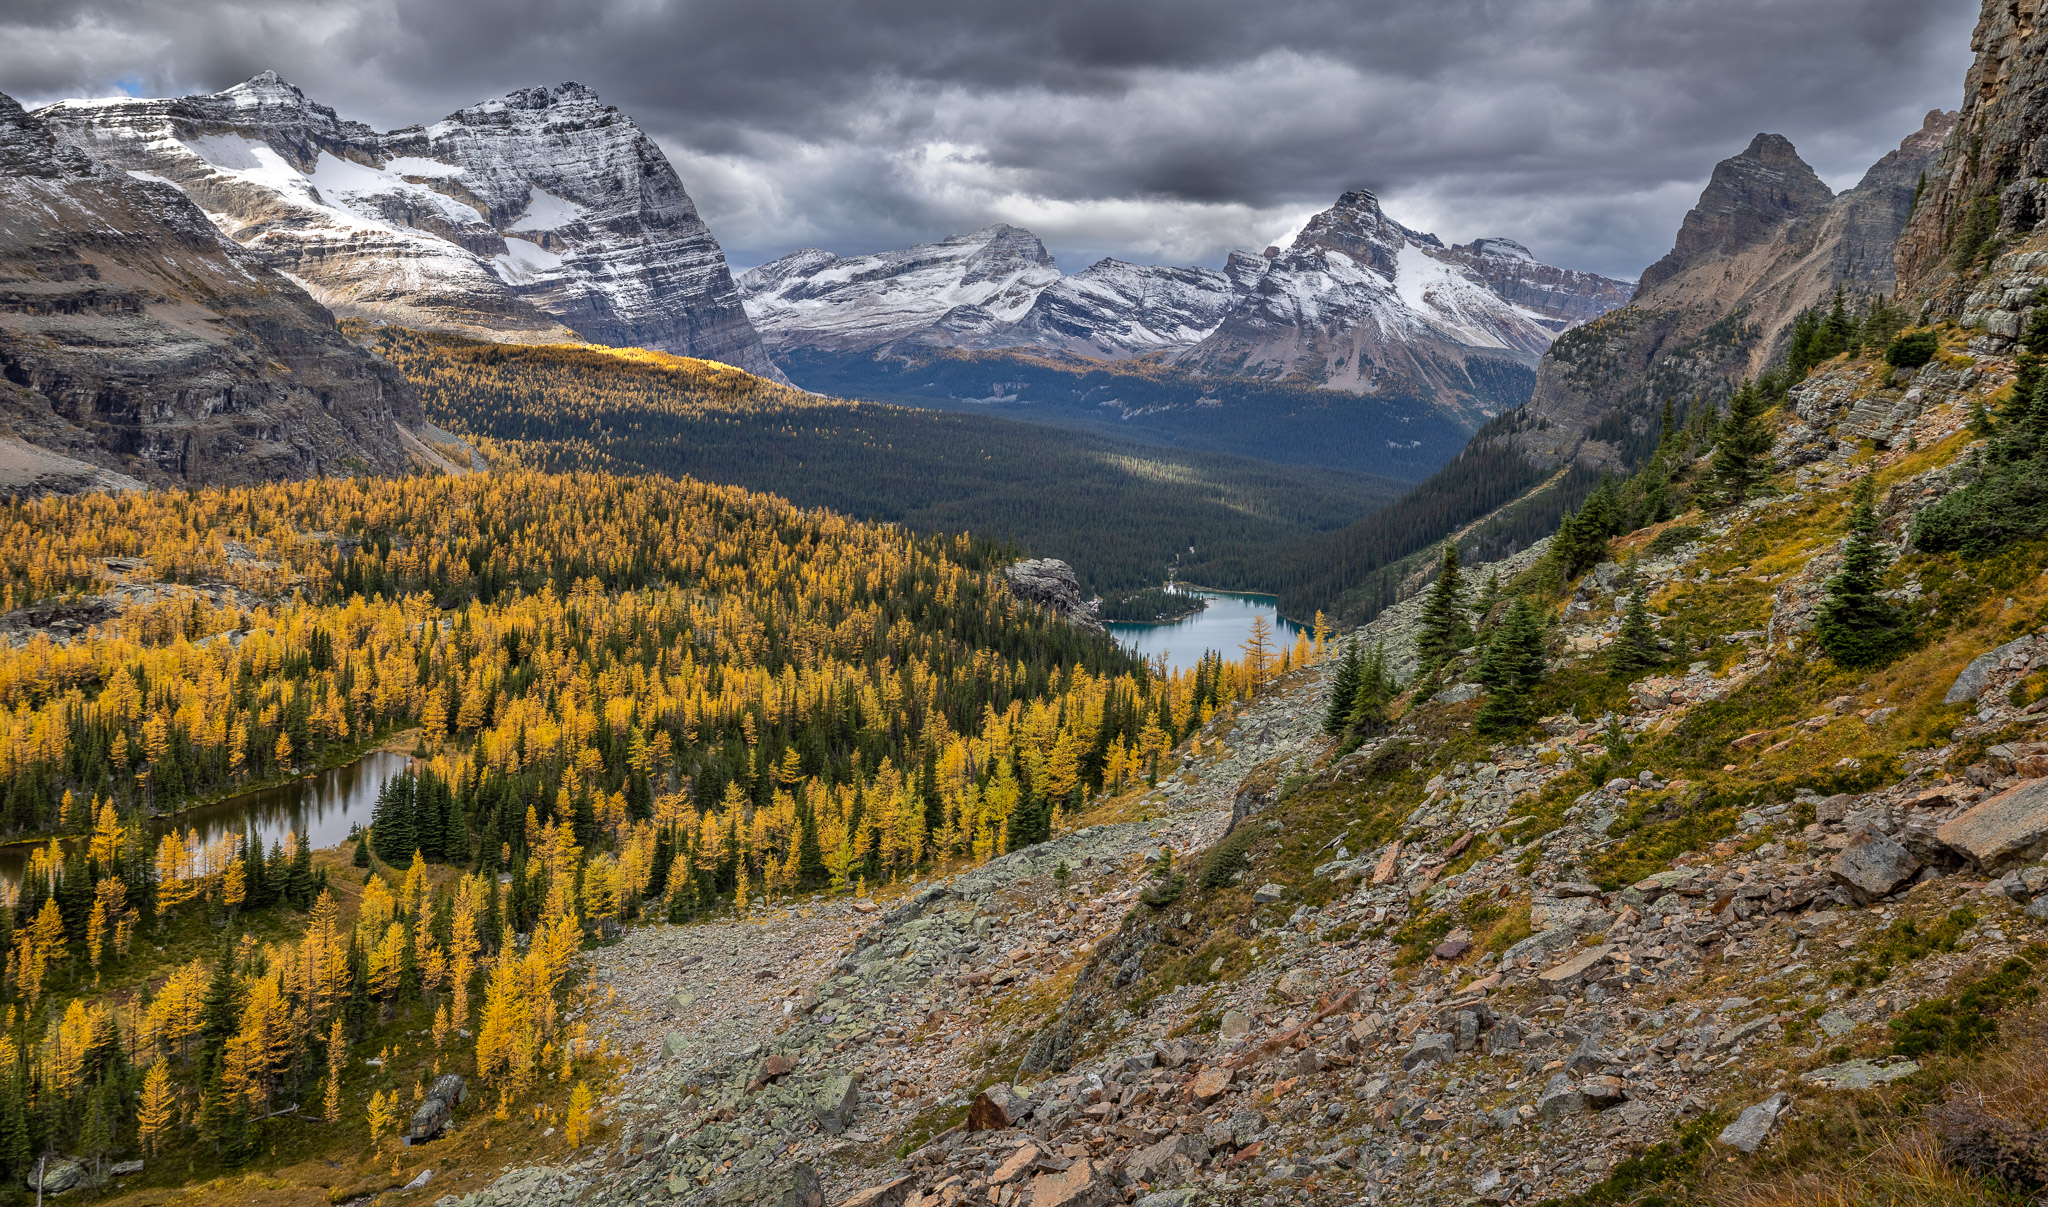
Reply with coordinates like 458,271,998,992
2,0,1980,279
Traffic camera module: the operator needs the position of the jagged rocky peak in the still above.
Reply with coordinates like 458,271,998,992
35,73,781,379
0,89,428,492
1636,133,1835,294
1461,237,1536,262
1287,187,1440,275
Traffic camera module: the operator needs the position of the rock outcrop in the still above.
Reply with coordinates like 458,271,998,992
38,73,781,379
0,90,428,491
1896,0,2048,309
1004,559,1101,631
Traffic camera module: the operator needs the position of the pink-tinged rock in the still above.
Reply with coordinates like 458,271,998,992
837,1176,914,1207
1938,778,2048,869
1188,1066,1234,1105
1029,1158,1112,1207
989,1144,1038,1185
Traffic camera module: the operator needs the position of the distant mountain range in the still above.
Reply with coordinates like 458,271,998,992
25,71,1635,450
741,193,1634,427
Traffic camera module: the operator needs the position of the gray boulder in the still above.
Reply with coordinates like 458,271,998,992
406,1073,467,1144
1946,640,2026,704
1402,1032,1455,1072
1939,779,2048,870
1828,830,1920,902
25,1159,85,1195
1536,1073,1587,1119
1124,1132,1210,1183
1717,1092,1790,1153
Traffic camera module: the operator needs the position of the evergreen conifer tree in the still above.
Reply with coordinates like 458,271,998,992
1609,587,1663,676
1322,640,1363,735
1816,475,1913,667
1415,543,1473,676
370,771,416,865
1346,642,1400,735
1710,379,1775,506
1474,571,1503,634
1475,599,1546,735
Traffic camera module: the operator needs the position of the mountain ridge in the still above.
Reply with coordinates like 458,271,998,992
35,72,783,380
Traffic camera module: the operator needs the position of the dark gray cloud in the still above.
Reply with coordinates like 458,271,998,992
3,0,1980,278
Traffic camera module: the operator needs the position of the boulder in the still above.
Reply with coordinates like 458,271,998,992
1187,1066,1234,1105
1028,1158,1114,1207
1124,1132,1210,1183
812,1071,861,1136
1537,945,1612,990
1536,1073,1587,1119
1252,883,1286,904
689,1163,825,1207
989,1146,1039,1185
1828,830,1921,901
968,1084,1032,1131
108,1160,143,1177
25,1158,85,1195
1946,639,2027,704
1581,1075,1629,1109
1401,1032,1455,1072
406,1074,468,1144
747,1054,796,1091
1717,1093,1790,1153
837,1176,915,1207
1938,779,2048,869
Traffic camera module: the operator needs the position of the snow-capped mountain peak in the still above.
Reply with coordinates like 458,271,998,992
36,74,779,378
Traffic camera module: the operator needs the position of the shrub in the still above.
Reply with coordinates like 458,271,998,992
1885,330,1939,370
1647,525,1704,558
1890,956,2038,1059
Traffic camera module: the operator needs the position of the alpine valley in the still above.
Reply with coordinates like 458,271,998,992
14,7,2048,1207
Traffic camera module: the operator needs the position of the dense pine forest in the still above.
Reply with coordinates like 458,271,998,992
362,328,1404,596
773,347,1479,479
0,468,1302,1186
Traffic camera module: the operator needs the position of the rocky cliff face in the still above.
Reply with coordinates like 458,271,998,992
0,90,427,493
1896,0,2048,310
37,74,781,379
1441,237,1637,331
1504,117,1954,473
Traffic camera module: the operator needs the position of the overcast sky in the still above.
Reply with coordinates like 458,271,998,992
4,0,1981,280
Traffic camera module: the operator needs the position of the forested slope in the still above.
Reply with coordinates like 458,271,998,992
362,329,1405,598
